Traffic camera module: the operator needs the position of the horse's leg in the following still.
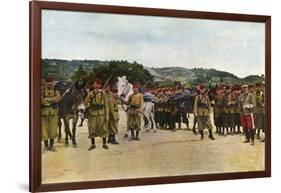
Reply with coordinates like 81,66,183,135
58,117,62,143
63,117,69,147
72,115,78,148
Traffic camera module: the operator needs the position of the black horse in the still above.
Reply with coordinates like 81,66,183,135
55,80,86,148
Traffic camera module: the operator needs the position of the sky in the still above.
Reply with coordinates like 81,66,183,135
42,10,265,78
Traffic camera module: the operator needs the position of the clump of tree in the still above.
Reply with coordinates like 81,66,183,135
72,60,154,87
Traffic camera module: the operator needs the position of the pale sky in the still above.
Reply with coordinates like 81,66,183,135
42,10,265,78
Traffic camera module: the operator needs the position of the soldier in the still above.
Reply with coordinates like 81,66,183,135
41,77,61,153
84,79,109,150
122,83,144,141
233,85,242,134
157,89,166,129
254,83,265,140
224,85,237,135
194,84,215,140
106,85,120,145
213,86,225,135
238,84,256,145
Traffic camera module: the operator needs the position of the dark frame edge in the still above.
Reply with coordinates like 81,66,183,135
264,16,271,177
30,1,42,192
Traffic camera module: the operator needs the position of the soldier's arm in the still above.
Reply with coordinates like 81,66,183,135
46,90,61,103
103,92,109,120
84,91,93,108
207,96,212,112
193,96,198,114
139,94,144,113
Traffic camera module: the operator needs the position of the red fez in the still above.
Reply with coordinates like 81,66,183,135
133,83,140,88
217,86,224,91
45,77,54,83
93,79,102,85
225,85,231,90
199,84,205,89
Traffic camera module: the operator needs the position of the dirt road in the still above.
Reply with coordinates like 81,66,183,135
42,107,265,184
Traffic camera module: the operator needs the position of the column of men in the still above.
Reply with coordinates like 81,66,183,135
41,76,265,153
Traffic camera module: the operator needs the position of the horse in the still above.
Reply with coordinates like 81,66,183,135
116,76,133,102
143,92,156,132
55,80,86,148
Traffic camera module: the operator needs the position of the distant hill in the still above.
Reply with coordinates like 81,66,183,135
41,59,264,86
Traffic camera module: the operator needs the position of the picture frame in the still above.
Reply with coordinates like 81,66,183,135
30,1,271,192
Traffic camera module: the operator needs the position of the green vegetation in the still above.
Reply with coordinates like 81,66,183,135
41,59,264,87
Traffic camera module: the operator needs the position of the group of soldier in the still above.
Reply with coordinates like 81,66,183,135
151,82,265,145
41,76,265,154
41,77,145,153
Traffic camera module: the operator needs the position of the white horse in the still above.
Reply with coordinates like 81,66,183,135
116,76,133,102
143,101,157,132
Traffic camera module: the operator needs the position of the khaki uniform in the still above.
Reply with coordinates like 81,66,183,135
194,94,213,130
107,92,119,135
84,90,109,138
234,94,241,127
254,90,265,131
224,93,237,128
41,88,60,141
127,93,144,131
214,94,225,127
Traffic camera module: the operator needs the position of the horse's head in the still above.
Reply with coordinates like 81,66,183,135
54,81,72,95
116,76,133,101
74,80,85,91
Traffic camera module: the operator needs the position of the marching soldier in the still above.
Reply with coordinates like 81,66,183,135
84,79,109,150
41,77,61,153
122,83,144,141
106,85,120,145
238,84,256,145
254,83,265,140
213,86,225,135
224,85,237,135
194,84,215,140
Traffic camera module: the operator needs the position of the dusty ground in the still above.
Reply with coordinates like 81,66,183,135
42,107,265,184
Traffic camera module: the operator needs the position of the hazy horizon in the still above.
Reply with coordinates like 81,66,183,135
42,10,265,78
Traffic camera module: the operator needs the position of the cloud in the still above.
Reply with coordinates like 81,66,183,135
42,10,265,78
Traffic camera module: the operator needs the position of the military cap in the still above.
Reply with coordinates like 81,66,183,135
93,79,102,85
199,84,205,90
133,83,140,88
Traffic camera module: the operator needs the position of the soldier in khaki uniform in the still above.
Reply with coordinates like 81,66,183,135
254,83,265,140
194,84,215,140
41,78,61,153
213,86,225,135
122,83,144,141
224,85,237,135
233,85,242,134
238,84,256,145
106,85,120,145
84,79,109,150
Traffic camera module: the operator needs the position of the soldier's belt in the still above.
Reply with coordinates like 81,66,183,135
130,104,140,109
198,103,208,108
91,104,105,110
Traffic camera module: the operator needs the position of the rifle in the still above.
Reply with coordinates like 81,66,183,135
102,73,113,91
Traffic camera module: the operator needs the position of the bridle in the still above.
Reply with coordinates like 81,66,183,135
120,82,130,98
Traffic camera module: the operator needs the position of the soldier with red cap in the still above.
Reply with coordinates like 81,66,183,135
238,84,256,145
41,77,61,153
84,79,110,150
194,84,215,140
122,83,144,141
